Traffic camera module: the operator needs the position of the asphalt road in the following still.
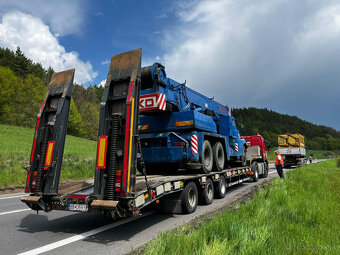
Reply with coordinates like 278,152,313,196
0,161,321,255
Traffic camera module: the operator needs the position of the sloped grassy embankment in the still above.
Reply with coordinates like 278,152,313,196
143,160,340,255
0,124,96,187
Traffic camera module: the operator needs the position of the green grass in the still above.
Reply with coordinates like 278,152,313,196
337,157,340,168
0,124,96,187
308,149,340,159
143,160,340,255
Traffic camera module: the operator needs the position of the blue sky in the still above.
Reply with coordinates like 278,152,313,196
59,0,177,84
0,0,340,131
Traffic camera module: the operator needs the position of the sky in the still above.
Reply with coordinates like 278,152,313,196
0,0,339,130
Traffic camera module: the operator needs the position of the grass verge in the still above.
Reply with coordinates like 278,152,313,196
0,124,96,187
143,160,340,255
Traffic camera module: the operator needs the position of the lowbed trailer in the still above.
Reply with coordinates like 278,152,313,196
22,49,266,218
23,166,253,217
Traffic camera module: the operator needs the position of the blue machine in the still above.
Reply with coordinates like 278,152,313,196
139,63,247,173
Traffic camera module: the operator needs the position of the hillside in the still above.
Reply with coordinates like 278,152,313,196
232,107,340,150
0,124,96,187
0,46,103,140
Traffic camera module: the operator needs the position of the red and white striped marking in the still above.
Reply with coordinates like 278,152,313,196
140,93,166,112
228,107,232,116
191,135,198,153
156,93,166,111
235,143,238,152
287,148,291,153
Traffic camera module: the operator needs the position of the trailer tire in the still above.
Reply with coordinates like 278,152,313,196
252,162,259,182
213,142,225,171
181,182,198,214
201,140,213,174
261,162,268,178
199,178,214,205
214,176,226,199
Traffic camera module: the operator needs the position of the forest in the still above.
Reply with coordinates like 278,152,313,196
0,46,339,150
233,108,340,150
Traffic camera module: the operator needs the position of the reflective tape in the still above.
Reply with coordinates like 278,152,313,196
191,135,198,153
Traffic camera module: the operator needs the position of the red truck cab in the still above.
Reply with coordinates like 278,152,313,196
241,134,269,181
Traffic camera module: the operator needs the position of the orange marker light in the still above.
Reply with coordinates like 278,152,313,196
175,120,193,127
44,141,55,166
96,136,108,169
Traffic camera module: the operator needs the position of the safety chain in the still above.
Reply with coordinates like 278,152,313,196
136,135,151,194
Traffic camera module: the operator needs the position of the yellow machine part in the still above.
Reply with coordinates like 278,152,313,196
278,134,305,147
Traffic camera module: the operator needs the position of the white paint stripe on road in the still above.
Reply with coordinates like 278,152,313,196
0,208,31,216
18,211,154,255
0,194,25,200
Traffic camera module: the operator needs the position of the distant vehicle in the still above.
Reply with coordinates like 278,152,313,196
242,134,269,181
277,134,306,168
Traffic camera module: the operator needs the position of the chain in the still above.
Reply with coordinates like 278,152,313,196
136,135,151,193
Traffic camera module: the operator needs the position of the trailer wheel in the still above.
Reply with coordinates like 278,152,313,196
214,176,226,199
199,178,214,205
252,162,259,182
213,142,225,171
181,182,198,214
201,140,213,174
261,162,268,178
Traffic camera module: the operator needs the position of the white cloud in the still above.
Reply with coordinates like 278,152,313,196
0,0,86,36
99,79,106,87
160,0,340,129
0,11,97,84
101,59,110,65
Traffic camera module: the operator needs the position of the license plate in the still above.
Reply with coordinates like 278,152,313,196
68,204,88,212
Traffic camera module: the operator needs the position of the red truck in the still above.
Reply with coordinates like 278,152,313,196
242,134,269,182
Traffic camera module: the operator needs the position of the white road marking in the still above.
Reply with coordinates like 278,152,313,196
0,194,25,200
0,208,31,216
18,211,154,255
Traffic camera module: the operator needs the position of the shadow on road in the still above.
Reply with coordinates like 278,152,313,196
17,207,174,244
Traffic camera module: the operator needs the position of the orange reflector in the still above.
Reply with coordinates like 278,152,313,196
175,120,193,127
156,200,160,204
44,141,55,166
96,136,108,169
138,125,149,130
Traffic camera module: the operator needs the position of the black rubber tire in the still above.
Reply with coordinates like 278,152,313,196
213,142,225,171
199,178,214,205
252,161,259,182
201,140,213,174
214,176,226,199
261,162,268,178
181,182,198,214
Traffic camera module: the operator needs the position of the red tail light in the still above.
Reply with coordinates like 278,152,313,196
115,170,122,192
174,142,186,147
32,171,38,189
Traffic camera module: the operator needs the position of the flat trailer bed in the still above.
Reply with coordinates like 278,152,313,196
22,166,253,218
